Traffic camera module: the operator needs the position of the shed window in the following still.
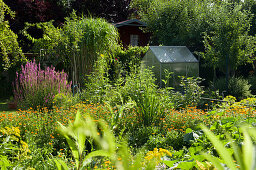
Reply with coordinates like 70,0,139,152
130,34,139,46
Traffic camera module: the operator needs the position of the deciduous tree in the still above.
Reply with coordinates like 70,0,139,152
200,2,256,79
0,0,24,71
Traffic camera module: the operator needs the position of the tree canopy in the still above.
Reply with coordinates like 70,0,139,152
131,0,256,78
200,2,256,78
0,0,24,71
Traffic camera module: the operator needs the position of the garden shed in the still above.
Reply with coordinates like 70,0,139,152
142,46,199,87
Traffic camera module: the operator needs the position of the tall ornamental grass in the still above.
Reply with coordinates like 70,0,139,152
13,60,72,109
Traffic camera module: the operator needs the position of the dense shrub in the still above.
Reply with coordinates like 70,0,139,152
13,60,72,109
171,77,204,108
116,46,148,71
213,76,253,101
248,75,256,95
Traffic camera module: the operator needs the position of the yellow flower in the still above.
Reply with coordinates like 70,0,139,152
104,160,111,164
145,148,172,163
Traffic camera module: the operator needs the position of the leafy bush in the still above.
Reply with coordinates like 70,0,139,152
13,60,72,109
213,76,253,101
116,46,148,71
0,0,25,72
248,75,256,95
145,130,184,151
0,126,30,168
172,77,204,108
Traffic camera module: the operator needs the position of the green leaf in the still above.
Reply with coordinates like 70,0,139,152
242,130,254,170
201,124,237,170
0,155,10,170
58,122,79,168
176,161,195,169
186,128,193,133
162,160,179,168
54,159,69,170
228,137,244,170
203,153,225,170
82,150,111,167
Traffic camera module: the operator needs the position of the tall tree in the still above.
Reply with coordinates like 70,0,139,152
200,2,256,79
3,0,66,52
131,0,211,52
0,0,24,71
70,0,133,23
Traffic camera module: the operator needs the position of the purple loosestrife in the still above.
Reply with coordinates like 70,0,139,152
13,59,72,109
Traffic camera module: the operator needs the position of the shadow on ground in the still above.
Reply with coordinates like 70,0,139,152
0,99,16,112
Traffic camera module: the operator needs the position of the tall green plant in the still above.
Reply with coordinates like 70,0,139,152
56,111,116,169
23,11,119,85
121,67,164,126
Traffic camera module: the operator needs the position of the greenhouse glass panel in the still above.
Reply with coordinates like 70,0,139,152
142,46,199,88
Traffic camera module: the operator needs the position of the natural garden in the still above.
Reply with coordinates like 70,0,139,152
1,0,256,169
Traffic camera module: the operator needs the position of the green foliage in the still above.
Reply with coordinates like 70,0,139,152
55,110,157,170
248,75,256,95
203,1,255,76
56,111,116,169
23,11,119,84
145,130,184,151
0,0,25,71
200,1,256,77
172,77,204,108
53,93,74,109
82,54,113,104
83,65,175,127
163,146,206,169
121,67,165,126
213,76,253,101
0,127,30,169
201,124,256,170
116,46,148,71
131,0,209,49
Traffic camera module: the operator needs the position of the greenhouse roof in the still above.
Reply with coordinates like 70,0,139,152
114,19,147,28
149,46,198,63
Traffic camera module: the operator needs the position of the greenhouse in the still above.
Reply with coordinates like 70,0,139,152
142,46,199,87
